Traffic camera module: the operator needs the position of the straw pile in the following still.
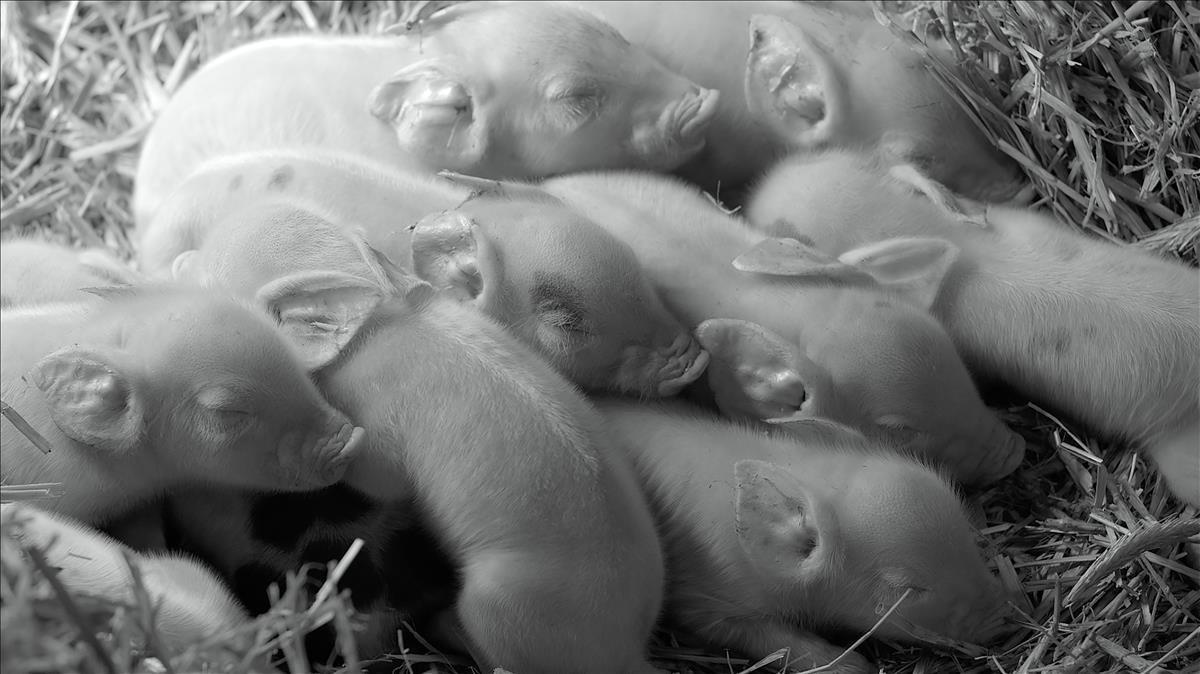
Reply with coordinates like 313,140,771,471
1,1,1197,673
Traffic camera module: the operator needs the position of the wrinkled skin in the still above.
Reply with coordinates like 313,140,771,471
133,2,717,226
155,150,707,397
747,150,1200,505
542,170,1023,485
0,285,364,525
599,400,1010,673
0,239,139,308
551,1,1026,201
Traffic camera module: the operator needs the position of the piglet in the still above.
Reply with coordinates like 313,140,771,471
747,150,1200,505
154,150,707,397
220,269,666,674
549,1,1026,201
540,170,1024,486
133,1,719,226
1,503,271,670
0,284,365,526
598,399,1010,674
0,238,138,307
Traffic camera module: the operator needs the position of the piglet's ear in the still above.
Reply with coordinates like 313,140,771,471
348,233,435,308
368,58,487,170
256,271,384,371
696,318,830,424
29,347,144,452
767,417,867,443
169,250,206,284
437,171,565,206
410,211,500,309
838,237,959,310
888,163,990,228
733,237,869,283
734,459,824,580
745,14,845,149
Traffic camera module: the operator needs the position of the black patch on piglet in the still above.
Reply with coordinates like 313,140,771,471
231,562,284,616
250,484,374,549
380,517,461,619
300,537,386,609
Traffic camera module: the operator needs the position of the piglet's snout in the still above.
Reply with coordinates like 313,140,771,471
639,86,720,164
285,415,366,488
656,334,710,396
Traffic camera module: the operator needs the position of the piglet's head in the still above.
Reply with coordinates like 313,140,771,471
368,3,718,179
29,283,374,492
734,456,1010,646
744,13,1028,203
412,179,707,397
703,237,1024,485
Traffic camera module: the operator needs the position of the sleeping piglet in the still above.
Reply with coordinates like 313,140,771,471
550,1,1026,201
132,1,719,226
747,150,1200,505
0,238,139,307
0,284,365,526
539,171,1024,486
598,399,1010,674
1,503,271,671
155,150,707,397
236,269,665,674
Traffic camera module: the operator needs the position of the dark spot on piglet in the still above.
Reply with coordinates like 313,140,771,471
300,537,385,609
231,562,284,616
267,164,295,190
1029,326,1073,357
380,518,461,617
250,484,374,549
227,174,243,192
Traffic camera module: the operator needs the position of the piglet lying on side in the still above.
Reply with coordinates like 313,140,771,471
1,503,270,670
154,151,707,397
599,399,1010,674
133,1,719,226
747,151,1200,505
550,1,1026,200
538,171,1023,485
0,284,365,526
0,238,137,307
177,251,665,673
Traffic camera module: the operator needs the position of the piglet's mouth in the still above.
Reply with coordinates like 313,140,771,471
672,86,721,153
306,424,366,487
656,337,711,397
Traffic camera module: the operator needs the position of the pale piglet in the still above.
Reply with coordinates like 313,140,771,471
748,150,1200,505
133,1,719,225
0,284,365,526
541,171,1024,486
156,150,707,396
549,1,1025,200
0,238,138,307
210,269,665,673
1,503,271,670
599,399,1009,674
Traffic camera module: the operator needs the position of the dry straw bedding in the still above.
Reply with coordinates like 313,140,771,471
0,1,1197,673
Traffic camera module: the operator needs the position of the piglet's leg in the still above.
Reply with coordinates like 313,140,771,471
695,617,875,674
